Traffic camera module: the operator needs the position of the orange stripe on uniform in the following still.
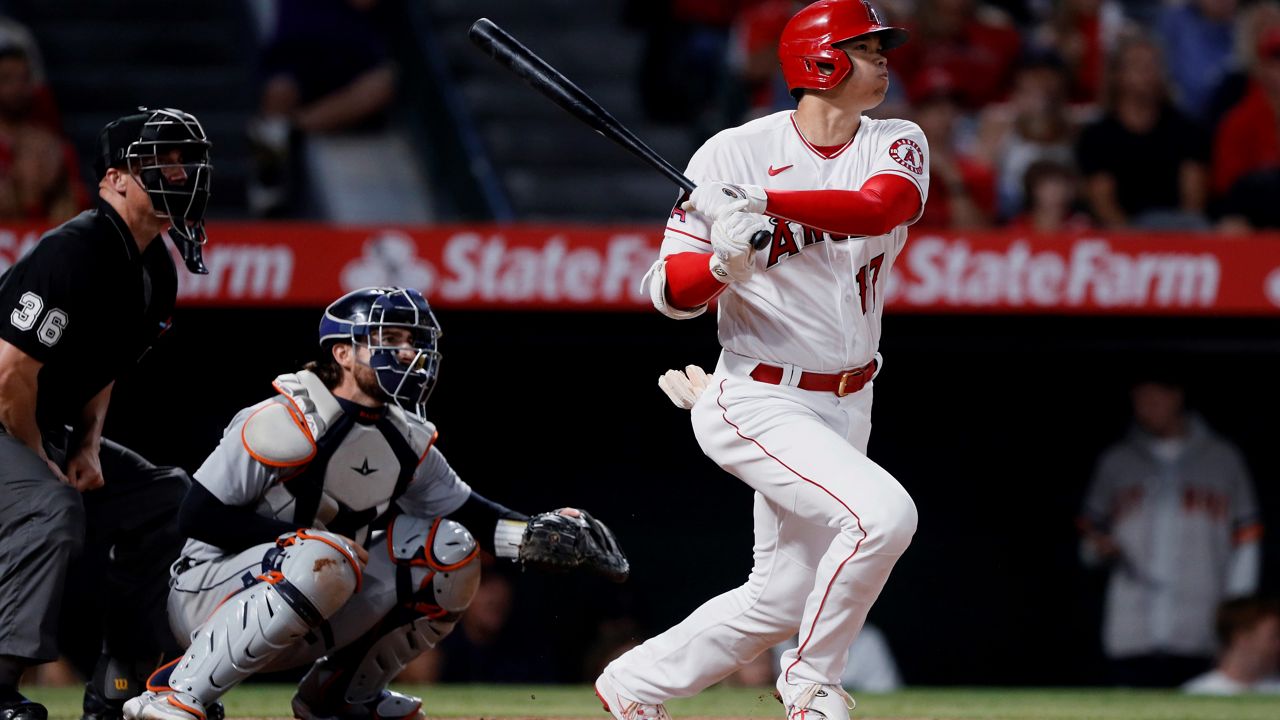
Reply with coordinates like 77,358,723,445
1234,523,1264,545
417,430,439,466
167,695,206,720
145,658,181,693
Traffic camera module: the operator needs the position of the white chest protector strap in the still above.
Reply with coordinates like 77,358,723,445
161,530,362,705
296,515,481,708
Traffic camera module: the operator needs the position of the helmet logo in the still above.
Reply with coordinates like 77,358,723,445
888,138,925,175
862,0,883,25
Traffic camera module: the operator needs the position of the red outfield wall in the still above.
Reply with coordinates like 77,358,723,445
3,223,1279,314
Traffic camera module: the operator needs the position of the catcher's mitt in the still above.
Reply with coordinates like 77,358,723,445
519,510,630,583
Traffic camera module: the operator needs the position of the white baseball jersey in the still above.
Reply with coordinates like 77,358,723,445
182,370,471,563
658,110,929,372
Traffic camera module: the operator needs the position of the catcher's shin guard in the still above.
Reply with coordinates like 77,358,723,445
166,531,362,705
300,517,478,711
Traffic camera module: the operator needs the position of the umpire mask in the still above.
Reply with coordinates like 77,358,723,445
98,108,213,274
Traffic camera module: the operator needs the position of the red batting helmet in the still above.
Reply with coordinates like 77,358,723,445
778,0,909,96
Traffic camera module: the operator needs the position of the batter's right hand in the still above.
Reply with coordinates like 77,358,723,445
682,181,767,221
658,365,711,409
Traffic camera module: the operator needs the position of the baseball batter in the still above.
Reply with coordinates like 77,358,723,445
596,3,928,720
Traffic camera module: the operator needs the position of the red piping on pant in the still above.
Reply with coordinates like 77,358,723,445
715,380,868,684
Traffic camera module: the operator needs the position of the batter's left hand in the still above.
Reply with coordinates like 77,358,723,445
658,365,710,409
683,181,767,221
66,446,104,492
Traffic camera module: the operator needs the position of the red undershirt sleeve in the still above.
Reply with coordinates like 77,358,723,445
663,251,725,310
764,174,922,237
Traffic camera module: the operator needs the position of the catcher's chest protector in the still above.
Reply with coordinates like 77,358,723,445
252,372,436,544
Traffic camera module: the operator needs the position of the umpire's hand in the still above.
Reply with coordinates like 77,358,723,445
66,446,104,492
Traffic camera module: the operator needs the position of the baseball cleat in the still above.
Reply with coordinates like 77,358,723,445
121,691,207,720
291,689,424,720
776,683,855,720
593,673,672,720
0,695,47,720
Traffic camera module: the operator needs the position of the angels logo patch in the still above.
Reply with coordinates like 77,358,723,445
889,138,924,175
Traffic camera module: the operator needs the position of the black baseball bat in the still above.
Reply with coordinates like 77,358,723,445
468,18,771,251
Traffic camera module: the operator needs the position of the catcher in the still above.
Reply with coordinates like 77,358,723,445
123,286,627,720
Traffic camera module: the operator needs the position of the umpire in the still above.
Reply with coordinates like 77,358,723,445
0,108,212,720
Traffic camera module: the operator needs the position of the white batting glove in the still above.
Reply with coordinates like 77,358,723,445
709,212,769,284
682,181,767,222
658,365,711,409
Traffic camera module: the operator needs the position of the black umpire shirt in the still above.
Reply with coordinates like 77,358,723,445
0,198,177,434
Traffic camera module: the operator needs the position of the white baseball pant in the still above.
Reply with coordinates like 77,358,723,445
603,350,917,701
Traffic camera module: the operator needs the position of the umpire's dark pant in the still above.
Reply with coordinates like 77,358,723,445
0,429,188,674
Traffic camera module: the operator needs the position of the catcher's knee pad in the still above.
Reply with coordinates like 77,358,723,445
166,531,362,704
310,516,479,706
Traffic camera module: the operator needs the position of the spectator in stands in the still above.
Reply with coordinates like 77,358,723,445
1079,369,1263,687
1041,0,1131,104
910,68,997,229
1212,26,1280,228
247,0,398,216
1006,159,1092,232
729,0,804,120
891,0,1023,111
1076,36,1210,228
1157,0,1237,124
626,0,758,132
1183,596,1280,695
1204,1,1280,130
976,52,1078,219
0,43,82,224
0,16,60,132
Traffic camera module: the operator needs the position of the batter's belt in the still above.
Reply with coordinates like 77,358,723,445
750,358,877,396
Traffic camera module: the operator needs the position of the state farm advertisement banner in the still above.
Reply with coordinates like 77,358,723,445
1,223,1279,314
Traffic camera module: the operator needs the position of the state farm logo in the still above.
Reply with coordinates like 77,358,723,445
342,230,654,305
176,243,294,300
1266,266,1280,308
341,231,435,293
887,238,1221,309
888,138,924,175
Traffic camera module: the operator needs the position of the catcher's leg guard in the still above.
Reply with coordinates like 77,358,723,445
125,531,361,720
294,517,478,718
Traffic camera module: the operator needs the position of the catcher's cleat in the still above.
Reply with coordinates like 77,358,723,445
121,691,207,720
593,673,671,720
291,688,424,720
0,695,47,720
776,683,855,720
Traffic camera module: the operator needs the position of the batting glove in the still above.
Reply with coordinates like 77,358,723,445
658,364,711,409
710,212,769,283
682,181,767,222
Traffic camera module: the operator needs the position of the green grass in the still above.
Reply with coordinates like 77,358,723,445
22,684,1280,720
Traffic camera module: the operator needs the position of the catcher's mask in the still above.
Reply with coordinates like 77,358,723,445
319,287,443,420
97,107,213,274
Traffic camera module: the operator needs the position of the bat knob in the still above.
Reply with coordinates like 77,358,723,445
750,230,771,251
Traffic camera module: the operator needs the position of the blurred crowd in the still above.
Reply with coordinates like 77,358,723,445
627,0,1280,233
0,17,85,226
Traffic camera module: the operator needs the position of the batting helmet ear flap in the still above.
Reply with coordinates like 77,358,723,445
779,0,909,96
